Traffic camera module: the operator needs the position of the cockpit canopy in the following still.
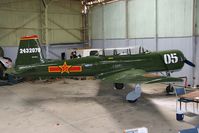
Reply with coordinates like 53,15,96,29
99,46,150,56
67,46,150,59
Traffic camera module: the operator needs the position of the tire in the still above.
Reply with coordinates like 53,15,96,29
166,85,174,94
114,83,124,90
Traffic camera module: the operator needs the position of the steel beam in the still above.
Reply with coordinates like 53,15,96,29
0,14,40,40
193,0,197,87
48,18,82,41
41,0,49,58
82,0,89,48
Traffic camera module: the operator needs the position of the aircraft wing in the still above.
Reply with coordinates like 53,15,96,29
98,68,183,84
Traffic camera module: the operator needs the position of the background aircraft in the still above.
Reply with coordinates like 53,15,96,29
0,46,12,72
0,46,13,85
5,35,195,102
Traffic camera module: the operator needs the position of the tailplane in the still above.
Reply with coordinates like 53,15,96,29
15,35,45,66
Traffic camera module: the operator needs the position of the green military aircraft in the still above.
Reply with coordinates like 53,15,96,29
5,35,195,102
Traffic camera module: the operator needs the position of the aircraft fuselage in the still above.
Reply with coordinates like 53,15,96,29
14,50,185,78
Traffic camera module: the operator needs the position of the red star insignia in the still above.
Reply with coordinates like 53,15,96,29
59,62,71,73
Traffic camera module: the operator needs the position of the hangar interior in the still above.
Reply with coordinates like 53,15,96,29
0,0,199,133
0,0,199,86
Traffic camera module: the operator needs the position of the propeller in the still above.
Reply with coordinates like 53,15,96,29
184,59,195,67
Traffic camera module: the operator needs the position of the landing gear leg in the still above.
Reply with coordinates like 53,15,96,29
166,83,174,94
126,84,142,103
165,72,174,94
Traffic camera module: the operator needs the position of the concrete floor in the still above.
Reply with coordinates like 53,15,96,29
0,79,198,133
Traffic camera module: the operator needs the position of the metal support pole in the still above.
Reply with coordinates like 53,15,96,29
82,1,86,47
193,0,197,87
125,0,129,47
41,0,49,59
88,8,92,48
102,4,105,49
45,6,49,59
82,0,89,48
155,0,158,51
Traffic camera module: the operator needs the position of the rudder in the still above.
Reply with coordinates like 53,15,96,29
15,35,45,66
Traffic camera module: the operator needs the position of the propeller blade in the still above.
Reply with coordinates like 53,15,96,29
184,59,195,67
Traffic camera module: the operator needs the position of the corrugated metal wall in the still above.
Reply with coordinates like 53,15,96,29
0,0,82,46
48,0,82,43
90,6,103,39
104,1,126,39
158,0,193,37
89,0,198,86
90,0,193,39
128,0,155,38
0,0,41,46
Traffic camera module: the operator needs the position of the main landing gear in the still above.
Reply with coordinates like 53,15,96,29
114,83,141,103
166,83,174,94
114,83,125,90
165,72,174,94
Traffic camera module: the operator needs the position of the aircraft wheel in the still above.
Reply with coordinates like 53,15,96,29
166,85,174,94
128,99,138,103
114,83,124,90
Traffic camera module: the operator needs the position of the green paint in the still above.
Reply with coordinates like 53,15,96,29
10,36,189,84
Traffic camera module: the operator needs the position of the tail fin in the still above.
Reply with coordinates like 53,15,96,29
15,35,45,66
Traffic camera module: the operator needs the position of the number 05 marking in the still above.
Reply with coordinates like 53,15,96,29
164,53,178,64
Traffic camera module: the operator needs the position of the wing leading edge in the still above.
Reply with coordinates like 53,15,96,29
98,68,183,84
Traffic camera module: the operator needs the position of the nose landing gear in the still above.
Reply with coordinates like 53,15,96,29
166,84,174,94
